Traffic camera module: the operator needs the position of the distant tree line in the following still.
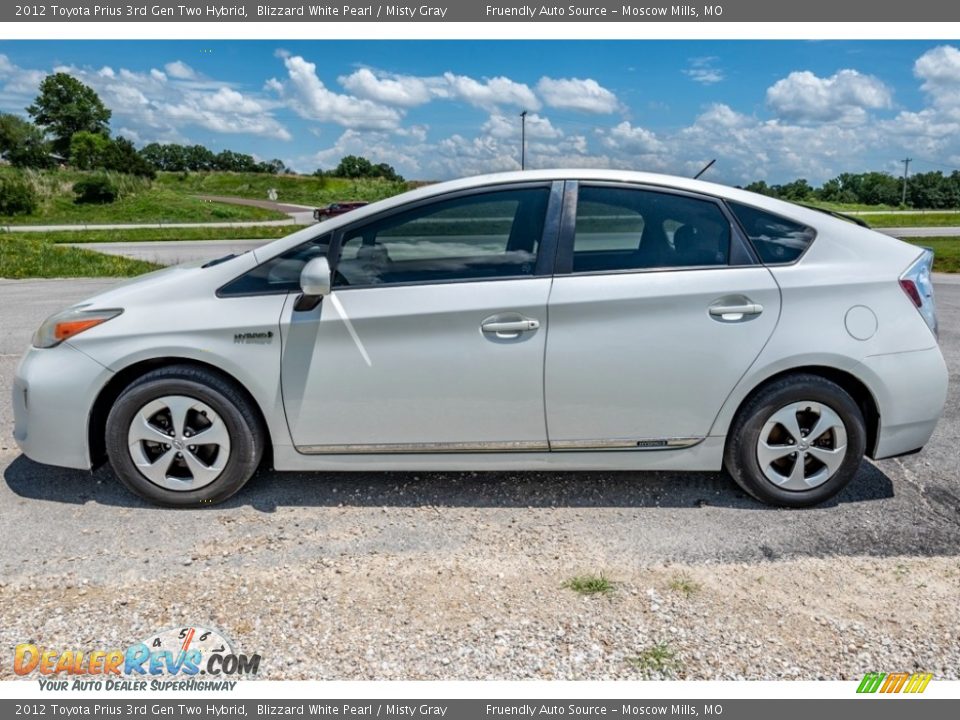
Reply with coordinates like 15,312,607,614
139,143,288,174
317,155,405,182
0,72,404,183
744,171,960,209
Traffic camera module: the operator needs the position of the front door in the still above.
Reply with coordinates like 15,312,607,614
544,183,782,448
281,183,559,453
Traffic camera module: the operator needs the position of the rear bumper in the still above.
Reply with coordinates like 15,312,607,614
857,346,949,460
12,343,112,470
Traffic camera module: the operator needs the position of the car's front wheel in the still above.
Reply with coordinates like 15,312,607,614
724,374,866,507
105,365,265,507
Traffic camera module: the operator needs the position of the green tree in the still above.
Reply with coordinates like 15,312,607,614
334,154,375,178
333,155,404,181
101,137,156,178
27,73,112,156
213,149,258,172
0,113,54,169
184,144,216,171
69,130,111,170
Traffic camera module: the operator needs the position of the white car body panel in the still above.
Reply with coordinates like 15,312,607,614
11,169,948,483
544,266,781,446
281,278,552,451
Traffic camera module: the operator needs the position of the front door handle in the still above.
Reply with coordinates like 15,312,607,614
481,316,540,338
708,302,763,321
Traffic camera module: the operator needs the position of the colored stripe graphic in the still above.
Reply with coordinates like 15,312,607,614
857,672,885,693
881,672,909,693
857,672,932,694
904,673,933,693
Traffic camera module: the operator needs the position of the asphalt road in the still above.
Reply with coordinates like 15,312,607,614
877,227,960,238
0,277,957,580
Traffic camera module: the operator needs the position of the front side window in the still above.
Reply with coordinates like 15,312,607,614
572,186,731,273
334,187,550,287
727,202,816,264
219,234,330,296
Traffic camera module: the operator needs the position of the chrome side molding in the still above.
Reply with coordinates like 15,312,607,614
296,437,702,454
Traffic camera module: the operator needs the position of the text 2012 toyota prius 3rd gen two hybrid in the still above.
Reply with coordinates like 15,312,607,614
12,170,948,508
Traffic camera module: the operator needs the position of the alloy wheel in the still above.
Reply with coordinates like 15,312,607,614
755,401,848,491
126,395,231,491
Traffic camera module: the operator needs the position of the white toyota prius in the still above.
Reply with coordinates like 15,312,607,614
12,170,948,507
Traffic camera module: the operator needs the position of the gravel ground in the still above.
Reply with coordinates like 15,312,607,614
0,278,958,681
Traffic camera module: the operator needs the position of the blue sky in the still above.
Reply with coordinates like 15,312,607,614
2,40,959,184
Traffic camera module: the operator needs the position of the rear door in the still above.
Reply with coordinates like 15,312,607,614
544,182,781,449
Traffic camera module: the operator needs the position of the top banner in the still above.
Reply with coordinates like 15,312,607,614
6,1,960,22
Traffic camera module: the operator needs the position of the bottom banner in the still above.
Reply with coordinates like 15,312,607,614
3,700,957,719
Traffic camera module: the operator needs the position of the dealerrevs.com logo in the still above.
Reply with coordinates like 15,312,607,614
14,626,261,691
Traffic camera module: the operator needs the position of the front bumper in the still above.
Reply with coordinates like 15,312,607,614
12,342,113,470
857,345,949,459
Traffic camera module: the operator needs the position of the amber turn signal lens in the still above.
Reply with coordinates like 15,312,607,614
53,318,107,341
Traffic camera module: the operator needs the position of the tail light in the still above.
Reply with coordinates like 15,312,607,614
899,248,938,338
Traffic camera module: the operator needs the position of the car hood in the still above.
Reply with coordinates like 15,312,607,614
61,252,259,312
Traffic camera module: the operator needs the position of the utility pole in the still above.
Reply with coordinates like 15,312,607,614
901,157,912,206
520,110,527,170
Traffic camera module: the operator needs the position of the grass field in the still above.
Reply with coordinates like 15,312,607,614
0,235,160,279
1,169,288,226
862,212,960,228
3,225,309,244
906,238,960,273
156,172,412,206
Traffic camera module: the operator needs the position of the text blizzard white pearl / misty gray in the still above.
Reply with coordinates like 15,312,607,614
257,5,449,18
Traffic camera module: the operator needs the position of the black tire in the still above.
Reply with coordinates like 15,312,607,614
105,365,266,507
724,374,866,508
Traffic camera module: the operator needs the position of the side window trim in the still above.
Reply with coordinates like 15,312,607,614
554,181,758,277
327,180,563,290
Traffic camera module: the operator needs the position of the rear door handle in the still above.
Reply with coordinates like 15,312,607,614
481,313,541,339
708,303,763,320
481,319,541,334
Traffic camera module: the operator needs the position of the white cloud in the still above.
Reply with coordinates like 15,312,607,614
483,112,562,140
766,69,892,123
914,45,960,110
442,72,540,111
306,128,425,175
338,68,434,107
199,87,265,115
684,57,724,85
164,61,196,80
26,60,292,142
536,76,620,113
0,54,46,104
600,121,665,154
271,55,403,130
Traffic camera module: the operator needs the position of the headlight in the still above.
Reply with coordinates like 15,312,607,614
32,306,123,349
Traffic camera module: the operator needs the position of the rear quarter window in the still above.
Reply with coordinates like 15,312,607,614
728,202,816,264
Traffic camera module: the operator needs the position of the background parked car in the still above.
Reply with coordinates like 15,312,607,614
313,201,368,222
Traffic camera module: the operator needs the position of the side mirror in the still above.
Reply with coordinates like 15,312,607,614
295,256,331,311
300,256,331,297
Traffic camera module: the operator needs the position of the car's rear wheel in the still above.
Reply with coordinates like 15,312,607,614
724,374,866,507
105,365,265,507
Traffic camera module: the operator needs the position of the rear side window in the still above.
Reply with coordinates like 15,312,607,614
572,186,731,273
728,202,816,264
